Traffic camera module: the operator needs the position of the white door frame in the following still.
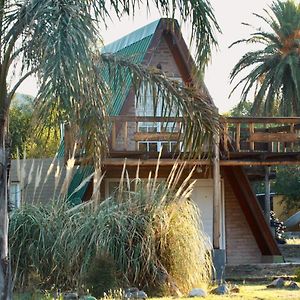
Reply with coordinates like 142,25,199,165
192,179,226,250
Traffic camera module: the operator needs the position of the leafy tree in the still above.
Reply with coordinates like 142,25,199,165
9,94,59,159
0,0,220,298
9,96,32,158
230,0,300,116
273,166,300,212
228,100,253,116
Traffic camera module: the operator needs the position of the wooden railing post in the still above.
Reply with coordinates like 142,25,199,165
223,122,228,153
290,123,295,151
249,123,254,151
124,121,128,151
135,121,139,150
236,123,241,152
111,121,116,150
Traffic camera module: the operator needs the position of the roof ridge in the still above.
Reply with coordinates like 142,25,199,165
102,19,161,54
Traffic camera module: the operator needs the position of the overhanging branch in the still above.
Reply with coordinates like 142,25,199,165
7,68,37,105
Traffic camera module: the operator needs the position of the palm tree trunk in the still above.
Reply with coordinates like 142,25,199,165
0,115,11,300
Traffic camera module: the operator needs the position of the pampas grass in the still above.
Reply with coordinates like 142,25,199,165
9,160,212,295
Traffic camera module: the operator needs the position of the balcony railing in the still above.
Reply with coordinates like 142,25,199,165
110,116,182,153
110,116,300,155
223,117,300,153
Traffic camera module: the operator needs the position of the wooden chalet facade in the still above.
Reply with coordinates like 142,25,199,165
63,19,300,267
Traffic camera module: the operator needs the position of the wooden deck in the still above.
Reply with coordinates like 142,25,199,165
106,116,300,166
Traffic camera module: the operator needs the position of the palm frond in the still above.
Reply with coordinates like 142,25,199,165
101,53,219,158
1,0,220,163
230,0,300,116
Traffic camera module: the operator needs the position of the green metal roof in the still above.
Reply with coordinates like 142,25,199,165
57,138,64,159
103,19,159,54
102,19,160,116
67,165,94,206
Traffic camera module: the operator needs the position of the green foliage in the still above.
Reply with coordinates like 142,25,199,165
273,166,300,212
230,0,300,116
83,253,119,298
9,94,59,158
9,95,32,158
9,164,212,295
229,101,253,117
295,268,300,282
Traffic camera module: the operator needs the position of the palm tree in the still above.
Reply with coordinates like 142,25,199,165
230,0,300,116
0,0,220,298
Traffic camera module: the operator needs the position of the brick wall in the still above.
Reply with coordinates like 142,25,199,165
224,175,262,264
149,36,181,77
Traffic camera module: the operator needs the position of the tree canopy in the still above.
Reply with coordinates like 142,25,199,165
273,166,300,212
9,94,59,159
230,0,300,116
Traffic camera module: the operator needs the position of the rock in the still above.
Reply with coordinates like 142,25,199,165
266,278,285,288
211,284,229,295
188,288,207,297
230,284,240,293
131,291,148,299
124,289,147,299
64,292,79,300
82,296,97,300
287,281,300,290
125,288,139,293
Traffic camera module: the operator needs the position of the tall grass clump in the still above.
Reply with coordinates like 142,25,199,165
9,159,212,296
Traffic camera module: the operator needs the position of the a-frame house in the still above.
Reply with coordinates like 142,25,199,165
66,18,283,267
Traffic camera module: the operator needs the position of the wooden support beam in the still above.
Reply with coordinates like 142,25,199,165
223,166,281,256
64,123,75,162
221,160,300,166
264,166,271,225
213,131,221,249
225,116,300,124
102,158,300,167
134,132,180,141
249,132,297,143
110,116,182,122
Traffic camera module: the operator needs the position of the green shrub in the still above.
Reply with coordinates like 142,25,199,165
295,268,300,282
10,163,212,295
83,253,119,298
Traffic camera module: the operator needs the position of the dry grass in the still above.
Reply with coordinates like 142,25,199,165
156,282,300,299
286,238,300,245
10,159,212,295
13,282,300,299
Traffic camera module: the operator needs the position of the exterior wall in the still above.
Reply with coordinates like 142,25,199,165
148,36,181,77
224,175,262,264
114,35,182,151
10,158,67,205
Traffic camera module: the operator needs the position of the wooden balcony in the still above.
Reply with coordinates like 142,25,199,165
106,116,300,166
109,115,183,157
222,117,300,165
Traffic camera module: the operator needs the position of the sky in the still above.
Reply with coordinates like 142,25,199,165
17,0,275,113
